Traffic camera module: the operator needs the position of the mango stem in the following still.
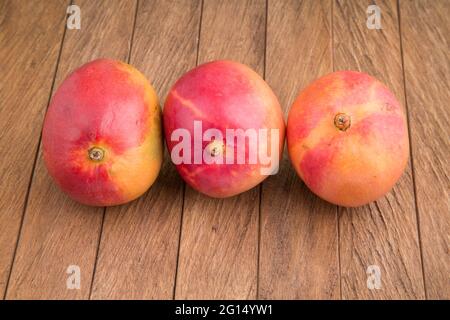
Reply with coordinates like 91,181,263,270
334,113,351,131
88,147,105,162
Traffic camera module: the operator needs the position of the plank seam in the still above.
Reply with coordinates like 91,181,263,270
331,0,343,301
256,184,262,299
128,0,140,64
172,0,205,300
88,208,106,299
256,0,269,301
396,0,428,300
172,182,186,300
88,0,140,300
2,0,72,300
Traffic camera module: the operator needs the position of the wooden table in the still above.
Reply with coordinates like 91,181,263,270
1,0,448,300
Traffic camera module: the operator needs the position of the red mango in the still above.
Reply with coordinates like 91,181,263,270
287,71,409,207
43,59,163,206
163,60,285,198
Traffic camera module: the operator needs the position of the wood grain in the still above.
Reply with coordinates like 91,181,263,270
1,0,448,300
0,0,68,297
174,0,265,299
260,0,339,299
400,0,450,299
334,0,425,299
90,0,202,299
6,0,137,299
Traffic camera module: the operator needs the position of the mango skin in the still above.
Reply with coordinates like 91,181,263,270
42,59,163,206
163,60,285,198
287,71,409,207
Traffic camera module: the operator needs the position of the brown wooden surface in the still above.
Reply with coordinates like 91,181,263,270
334,0,424,299
0,0,448,300
0,0,68,298
91,0,202,300
5,0,136,299
175,0,264,299
400,0,450,300
260,0,339,299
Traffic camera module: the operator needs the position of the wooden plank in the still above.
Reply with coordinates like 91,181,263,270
0,0,68,297
174,0,265,299
6,0,137,299
260,0,339,299
400,0,450,300
90,0,202,299
334,0,425,299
